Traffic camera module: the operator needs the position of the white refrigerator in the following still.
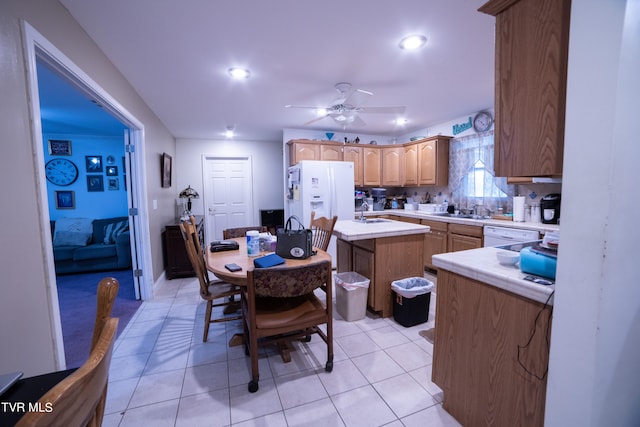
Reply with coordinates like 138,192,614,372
286,161,355,268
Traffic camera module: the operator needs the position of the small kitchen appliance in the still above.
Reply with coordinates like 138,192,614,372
371,188,387,211
540,193,561,224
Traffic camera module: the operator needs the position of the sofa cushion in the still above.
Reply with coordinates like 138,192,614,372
103,220,129,244
53,245,81,261
53,217,93,246
73,244,117,261
93,217,128,244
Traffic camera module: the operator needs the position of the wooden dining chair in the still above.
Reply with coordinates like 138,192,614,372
91,277,119,352
15,317,119,427
180,219,242,342
222,226,267,239
242,260,333,392
309,211,338,252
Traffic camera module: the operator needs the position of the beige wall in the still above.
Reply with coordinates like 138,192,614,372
0,0,175,375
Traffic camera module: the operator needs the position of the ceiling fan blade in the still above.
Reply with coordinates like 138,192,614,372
285,104,325,110
303,115,329,126
359,106,407,114
355,88,374,96
352,115,367,127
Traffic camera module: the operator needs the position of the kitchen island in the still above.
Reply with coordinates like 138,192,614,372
333,219,429,317
431,247,554,427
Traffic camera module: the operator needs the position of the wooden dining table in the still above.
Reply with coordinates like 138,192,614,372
206,237,331,347
206,237,331,286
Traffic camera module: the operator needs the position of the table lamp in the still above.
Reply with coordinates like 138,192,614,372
179,185,199,219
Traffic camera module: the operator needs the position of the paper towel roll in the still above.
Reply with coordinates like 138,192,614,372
513,196,525,222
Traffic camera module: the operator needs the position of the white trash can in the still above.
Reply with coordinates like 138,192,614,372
334,272,370,321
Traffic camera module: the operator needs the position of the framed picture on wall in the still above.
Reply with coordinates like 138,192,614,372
106,166,118,176
87,175,104,192
85,155,103,173
48,139,72,156
108,178,119,191
54,190,75,209
161,153,172,188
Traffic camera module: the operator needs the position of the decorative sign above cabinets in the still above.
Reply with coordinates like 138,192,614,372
452,117,472,135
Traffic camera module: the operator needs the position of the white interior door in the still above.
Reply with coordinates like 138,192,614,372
203,156,254,242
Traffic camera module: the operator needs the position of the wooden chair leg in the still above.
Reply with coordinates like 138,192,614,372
278,342,292,363
203,300,213,342
248,330,260,393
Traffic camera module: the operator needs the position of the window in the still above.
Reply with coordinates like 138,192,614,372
463,160,508,199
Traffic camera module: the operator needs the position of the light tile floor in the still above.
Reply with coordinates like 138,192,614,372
102,272,461,427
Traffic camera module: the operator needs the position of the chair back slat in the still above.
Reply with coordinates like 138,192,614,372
180,220,211,298
309,212,338,252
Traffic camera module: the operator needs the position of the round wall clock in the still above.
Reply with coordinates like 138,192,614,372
473,111,493,132
45,158,79,186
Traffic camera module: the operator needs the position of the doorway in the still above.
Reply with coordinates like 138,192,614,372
23,23,153,369
202,156,255,242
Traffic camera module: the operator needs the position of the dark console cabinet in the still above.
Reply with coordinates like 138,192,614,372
163,216,204,279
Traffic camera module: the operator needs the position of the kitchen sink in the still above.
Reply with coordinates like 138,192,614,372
353,218,391,224
430,212,491,220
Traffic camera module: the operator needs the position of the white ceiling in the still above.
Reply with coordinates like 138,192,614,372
53,0,496,142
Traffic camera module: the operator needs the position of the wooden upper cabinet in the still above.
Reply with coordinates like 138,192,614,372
343,145,364,187
417,137,450,186
288,140,320,165
363,146,381,186
404,143,418,186
381,146,404,186
320,143,343,161
479,0,571,177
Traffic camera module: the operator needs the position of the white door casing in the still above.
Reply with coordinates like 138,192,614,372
203,156,255,242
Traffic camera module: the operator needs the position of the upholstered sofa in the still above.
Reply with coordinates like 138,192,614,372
51,216,131,275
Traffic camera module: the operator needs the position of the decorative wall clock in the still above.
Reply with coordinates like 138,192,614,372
473,111,493,132
45,158,78,186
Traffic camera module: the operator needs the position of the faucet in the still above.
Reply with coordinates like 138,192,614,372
359,201,369,221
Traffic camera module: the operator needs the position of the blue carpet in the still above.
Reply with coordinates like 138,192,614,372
56,269,142,368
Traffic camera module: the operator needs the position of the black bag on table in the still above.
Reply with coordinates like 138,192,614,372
276,216,315,259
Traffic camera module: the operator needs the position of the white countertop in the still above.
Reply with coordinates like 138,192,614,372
333,219,430,241
360,209,561,234
432,247,555,305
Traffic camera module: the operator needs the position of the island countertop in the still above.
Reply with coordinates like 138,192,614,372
432,246,555,305
332,219,430,241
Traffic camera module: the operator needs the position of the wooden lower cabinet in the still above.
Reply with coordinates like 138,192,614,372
336,234,424,317
432,269,551,427
163,216,204,279
421,219,448,270
447,223,482,252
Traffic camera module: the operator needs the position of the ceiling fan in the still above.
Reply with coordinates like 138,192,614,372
285,82,406,127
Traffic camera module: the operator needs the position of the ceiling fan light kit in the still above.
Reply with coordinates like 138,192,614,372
286,82,407,128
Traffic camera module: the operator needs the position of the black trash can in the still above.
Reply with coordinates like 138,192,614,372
391,277,434,327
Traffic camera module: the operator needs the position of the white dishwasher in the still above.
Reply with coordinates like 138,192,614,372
483,225,539,247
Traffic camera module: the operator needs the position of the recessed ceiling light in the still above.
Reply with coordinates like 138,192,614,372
396,118,408,125
399,34,427,50
225,125,235,138
228,67,250,79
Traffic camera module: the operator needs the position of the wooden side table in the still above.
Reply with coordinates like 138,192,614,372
163,216,204,279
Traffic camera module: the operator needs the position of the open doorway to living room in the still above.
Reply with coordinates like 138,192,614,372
34,49,143,368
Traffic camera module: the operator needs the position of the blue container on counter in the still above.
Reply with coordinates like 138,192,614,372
519,247,557,280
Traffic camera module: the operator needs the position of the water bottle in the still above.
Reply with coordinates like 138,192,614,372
246,230,259,257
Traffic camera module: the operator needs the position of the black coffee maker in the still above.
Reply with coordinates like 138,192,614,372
540,193,561,224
